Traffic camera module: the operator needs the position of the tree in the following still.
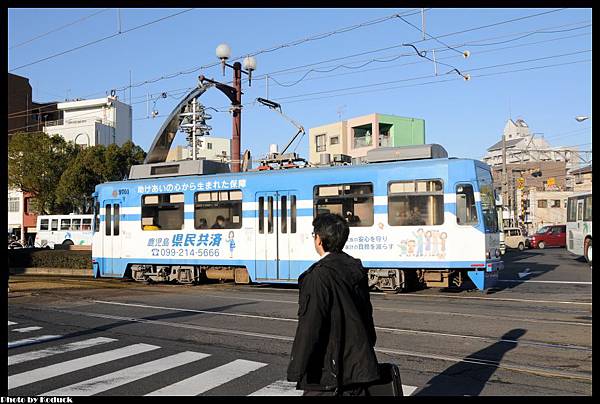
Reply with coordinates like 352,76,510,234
8,132,79,214
55,141,146,213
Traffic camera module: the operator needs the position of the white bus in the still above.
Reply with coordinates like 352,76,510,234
566,192,592,263
34,214,94,249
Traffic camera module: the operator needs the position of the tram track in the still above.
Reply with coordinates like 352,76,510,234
85,300,592,352
31,306,593,383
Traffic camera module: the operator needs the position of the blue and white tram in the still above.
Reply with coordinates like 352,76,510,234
91,146,503,291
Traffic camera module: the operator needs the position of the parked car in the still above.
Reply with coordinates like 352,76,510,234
504,227,527,251
527,225,567,249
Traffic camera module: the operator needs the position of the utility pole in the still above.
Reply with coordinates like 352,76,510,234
502,131,507,226
232,62,242,173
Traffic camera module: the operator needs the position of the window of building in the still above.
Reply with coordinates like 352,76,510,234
388,180,444,226
60,219,71,231
330,136,339,145
25,198,36,214
316,134,326,152
141,193,185,230
314,183,373,227
379,123,392,147
456,184,478,226
207,142,213,150
40,219,49,231
8,197,19,212
538,200,548,208
352,125,373,148
194,190,242,230
552,200,561,208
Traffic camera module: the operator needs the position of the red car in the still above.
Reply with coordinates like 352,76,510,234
527,225,567,249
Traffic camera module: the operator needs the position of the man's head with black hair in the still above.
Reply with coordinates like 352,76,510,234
312,213,349,253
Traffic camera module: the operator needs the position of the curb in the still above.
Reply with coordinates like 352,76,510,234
9,267,94,277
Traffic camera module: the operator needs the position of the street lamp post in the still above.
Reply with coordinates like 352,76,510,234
200,44,256,173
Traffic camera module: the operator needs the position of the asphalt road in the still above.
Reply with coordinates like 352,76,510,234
6,247,592,396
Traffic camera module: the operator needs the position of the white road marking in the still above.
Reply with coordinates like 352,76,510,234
41,351,209,396
8,337,117,366
499,280,592,285
8,343,159,390
8,335,63,349
12,327,43,333
146,359,267,396
249,380,303,396
8,321,18,326
248,381,419,396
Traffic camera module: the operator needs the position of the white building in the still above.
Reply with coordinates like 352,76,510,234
482,118,580,171
166,137,231,162
8,189,24,236
43,96,132,147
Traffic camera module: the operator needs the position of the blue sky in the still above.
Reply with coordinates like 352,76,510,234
8,8,592,163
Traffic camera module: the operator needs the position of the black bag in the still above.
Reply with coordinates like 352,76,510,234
365,363,404,396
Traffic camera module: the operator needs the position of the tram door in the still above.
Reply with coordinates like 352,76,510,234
255,191,295,280
102,200,122,275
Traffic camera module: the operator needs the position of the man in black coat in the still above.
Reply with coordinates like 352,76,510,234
287,213,380,396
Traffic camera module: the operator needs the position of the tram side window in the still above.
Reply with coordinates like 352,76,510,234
388,180,444,226
584,195,592,221
567,198,577,222
141,193,184,230
456,184,478,226
314,183,373,227
194,190,242,230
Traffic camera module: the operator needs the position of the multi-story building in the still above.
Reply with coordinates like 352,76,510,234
8,73,62,135
165,137,231,162
569,164,592,193
308,113,425,164
43,96,132,147
483,118,591,230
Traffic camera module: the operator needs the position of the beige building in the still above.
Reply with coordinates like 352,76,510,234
522,189,573,233
166,136,231,162
309,113,425,164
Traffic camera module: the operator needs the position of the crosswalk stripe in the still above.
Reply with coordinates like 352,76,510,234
403,385,418,396
146,359,268,396
12,327,43,333
40,351,210,396
249,380,303,396
8,343,159,390
9,337,118,366
8,321,18,326
8,336,63,349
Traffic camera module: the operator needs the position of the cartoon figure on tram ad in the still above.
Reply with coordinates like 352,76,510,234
438,232,448,259
425,231,432,255
226,231,236,258
398,239,408,257
431,231,440,256
414,228,425,257
407,239,416,256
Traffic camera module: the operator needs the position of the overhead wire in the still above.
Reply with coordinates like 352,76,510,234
9,8,111,50
9,8,195,72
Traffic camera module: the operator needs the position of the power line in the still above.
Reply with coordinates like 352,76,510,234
67,8,572,102
9,9,195,72
9,8,111,50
